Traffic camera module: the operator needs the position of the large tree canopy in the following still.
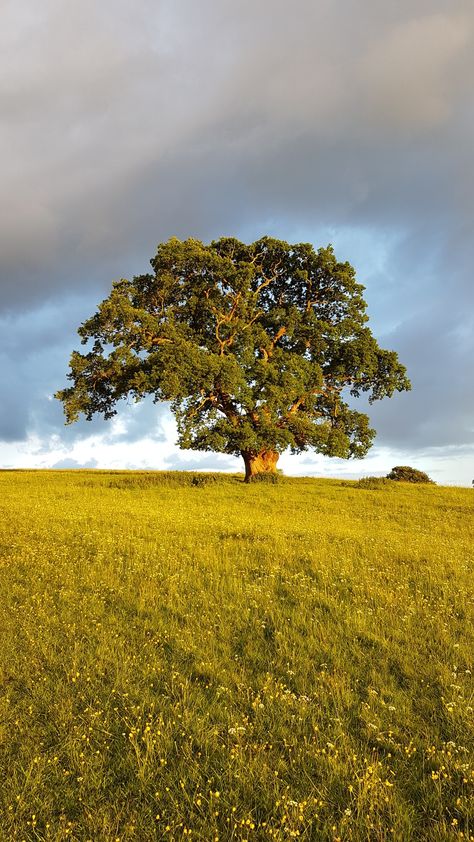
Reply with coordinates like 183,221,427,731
56,237,411,480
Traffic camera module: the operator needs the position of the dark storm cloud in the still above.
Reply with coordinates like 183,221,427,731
0,0,473,469
368,310,474,450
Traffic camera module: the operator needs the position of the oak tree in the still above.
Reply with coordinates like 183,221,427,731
56,237,411,481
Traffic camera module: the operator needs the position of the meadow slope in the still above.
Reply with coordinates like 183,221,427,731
0,471,473,841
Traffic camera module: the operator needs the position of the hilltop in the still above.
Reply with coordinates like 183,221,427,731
0,471,473,840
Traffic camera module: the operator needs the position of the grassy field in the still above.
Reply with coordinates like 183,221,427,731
0,470,473,841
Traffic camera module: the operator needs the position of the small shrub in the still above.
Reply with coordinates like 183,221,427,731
101,471,232,489
386,466,434,484
357,476,391,490
249,472,280,484
191,475,213,487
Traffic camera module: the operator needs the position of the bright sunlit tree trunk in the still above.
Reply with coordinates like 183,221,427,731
241,449,279,482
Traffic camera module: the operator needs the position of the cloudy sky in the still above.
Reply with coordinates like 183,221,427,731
1,0,473,484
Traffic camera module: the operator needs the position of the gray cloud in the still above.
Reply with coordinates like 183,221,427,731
368,310,474,450
0,0,473,479
51,457,98,469
163,452,239,473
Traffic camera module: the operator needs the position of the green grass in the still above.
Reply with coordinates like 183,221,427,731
0,470,473,841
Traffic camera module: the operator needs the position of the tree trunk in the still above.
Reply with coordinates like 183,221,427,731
241,450,279,482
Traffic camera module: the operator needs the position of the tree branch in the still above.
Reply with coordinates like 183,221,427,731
150,337,173,346
209,292,242,355
255,259,282,293
259,325,287,362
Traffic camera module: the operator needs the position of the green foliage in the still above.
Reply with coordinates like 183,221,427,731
1,471,473,841
356,475,392,489
56,237,411,470
387,465,434,484
247,471,281,485
101,470,230,489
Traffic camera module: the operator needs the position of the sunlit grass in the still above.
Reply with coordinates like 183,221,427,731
0,470,473,841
